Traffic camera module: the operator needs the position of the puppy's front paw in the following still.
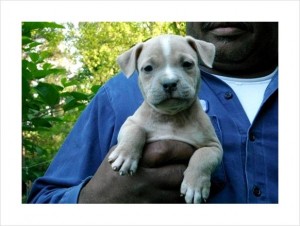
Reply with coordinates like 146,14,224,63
180,171,211,204
108,147,140,176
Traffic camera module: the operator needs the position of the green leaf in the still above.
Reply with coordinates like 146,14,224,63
22,125,38,131
22,22,65,32
22,36,33,45
32,118,52,128
22,67,33,80
61,77,67,86
42,63,53,70
22,40,42,51
43,116,63,122
40,51,52,59
49,83,64,92
91,85,101,94
27,100,41,111
29,41,42,49
34,83,60,106
29,53,40,62
26,61,38,73
23,138,48,155
22,75,30,100
33,68,66,79
61,78,78,87
63,99,85,111
62,91,89,100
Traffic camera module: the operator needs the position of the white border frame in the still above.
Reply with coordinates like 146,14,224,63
1,1,299,225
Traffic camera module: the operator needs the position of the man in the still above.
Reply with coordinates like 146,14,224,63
28,22,278,203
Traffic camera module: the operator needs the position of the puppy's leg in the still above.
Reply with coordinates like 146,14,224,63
180,146,222,203
108,120,146,176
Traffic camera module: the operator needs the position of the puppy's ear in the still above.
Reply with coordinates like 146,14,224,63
186,36,216,68
117,43,143,78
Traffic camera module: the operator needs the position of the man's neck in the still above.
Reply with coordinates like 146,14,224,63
200,64,278,79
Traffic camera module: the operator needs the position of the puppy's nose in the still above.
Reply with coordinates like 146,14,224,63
162,81,178,93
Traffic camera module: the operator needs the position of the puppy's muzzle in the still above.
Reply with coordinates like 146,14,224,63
163,82,177,93
162,79,179,93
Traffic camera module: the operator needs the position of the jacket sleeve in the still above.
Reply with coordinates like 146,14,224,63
27,86,116,203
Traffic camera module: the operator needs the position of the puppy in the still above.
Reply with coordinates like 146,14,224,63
108,34,223,203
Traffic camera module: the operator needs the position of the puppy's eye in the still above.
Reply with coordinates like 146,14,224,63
143,65,153,72
182,61,194,69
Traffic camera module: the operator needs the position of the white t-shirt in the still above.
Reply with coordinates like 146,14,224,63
212,68,278,123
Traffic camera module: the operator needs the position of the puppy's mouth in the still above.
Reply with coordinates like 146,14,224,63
150,89,194,106
159,97,184,105
154,95,189,105
151,97,194,115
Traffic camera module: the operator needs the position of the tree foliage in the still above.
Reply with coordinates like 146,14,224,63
22,22,186,202
76,22,186,85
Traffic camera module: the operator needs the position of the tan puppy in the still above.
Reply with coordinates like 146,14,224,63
108,34,223,203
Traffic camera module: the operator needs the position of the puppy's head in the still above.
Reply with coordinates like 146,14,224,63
117,35,215,115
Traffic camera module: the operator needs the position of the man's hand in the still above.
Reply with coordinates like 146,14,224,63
78,140,195,203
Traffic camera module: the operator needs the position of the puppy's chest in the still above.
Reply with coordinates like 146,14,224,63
142,113,206,148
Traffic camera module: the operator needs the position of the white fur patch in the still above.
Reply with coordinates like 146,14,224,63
165,65,176,80
161,36,171,57
161,36,176,80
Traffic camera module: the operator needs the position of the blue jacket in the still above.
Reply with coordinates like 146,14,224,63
27,70,278,203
